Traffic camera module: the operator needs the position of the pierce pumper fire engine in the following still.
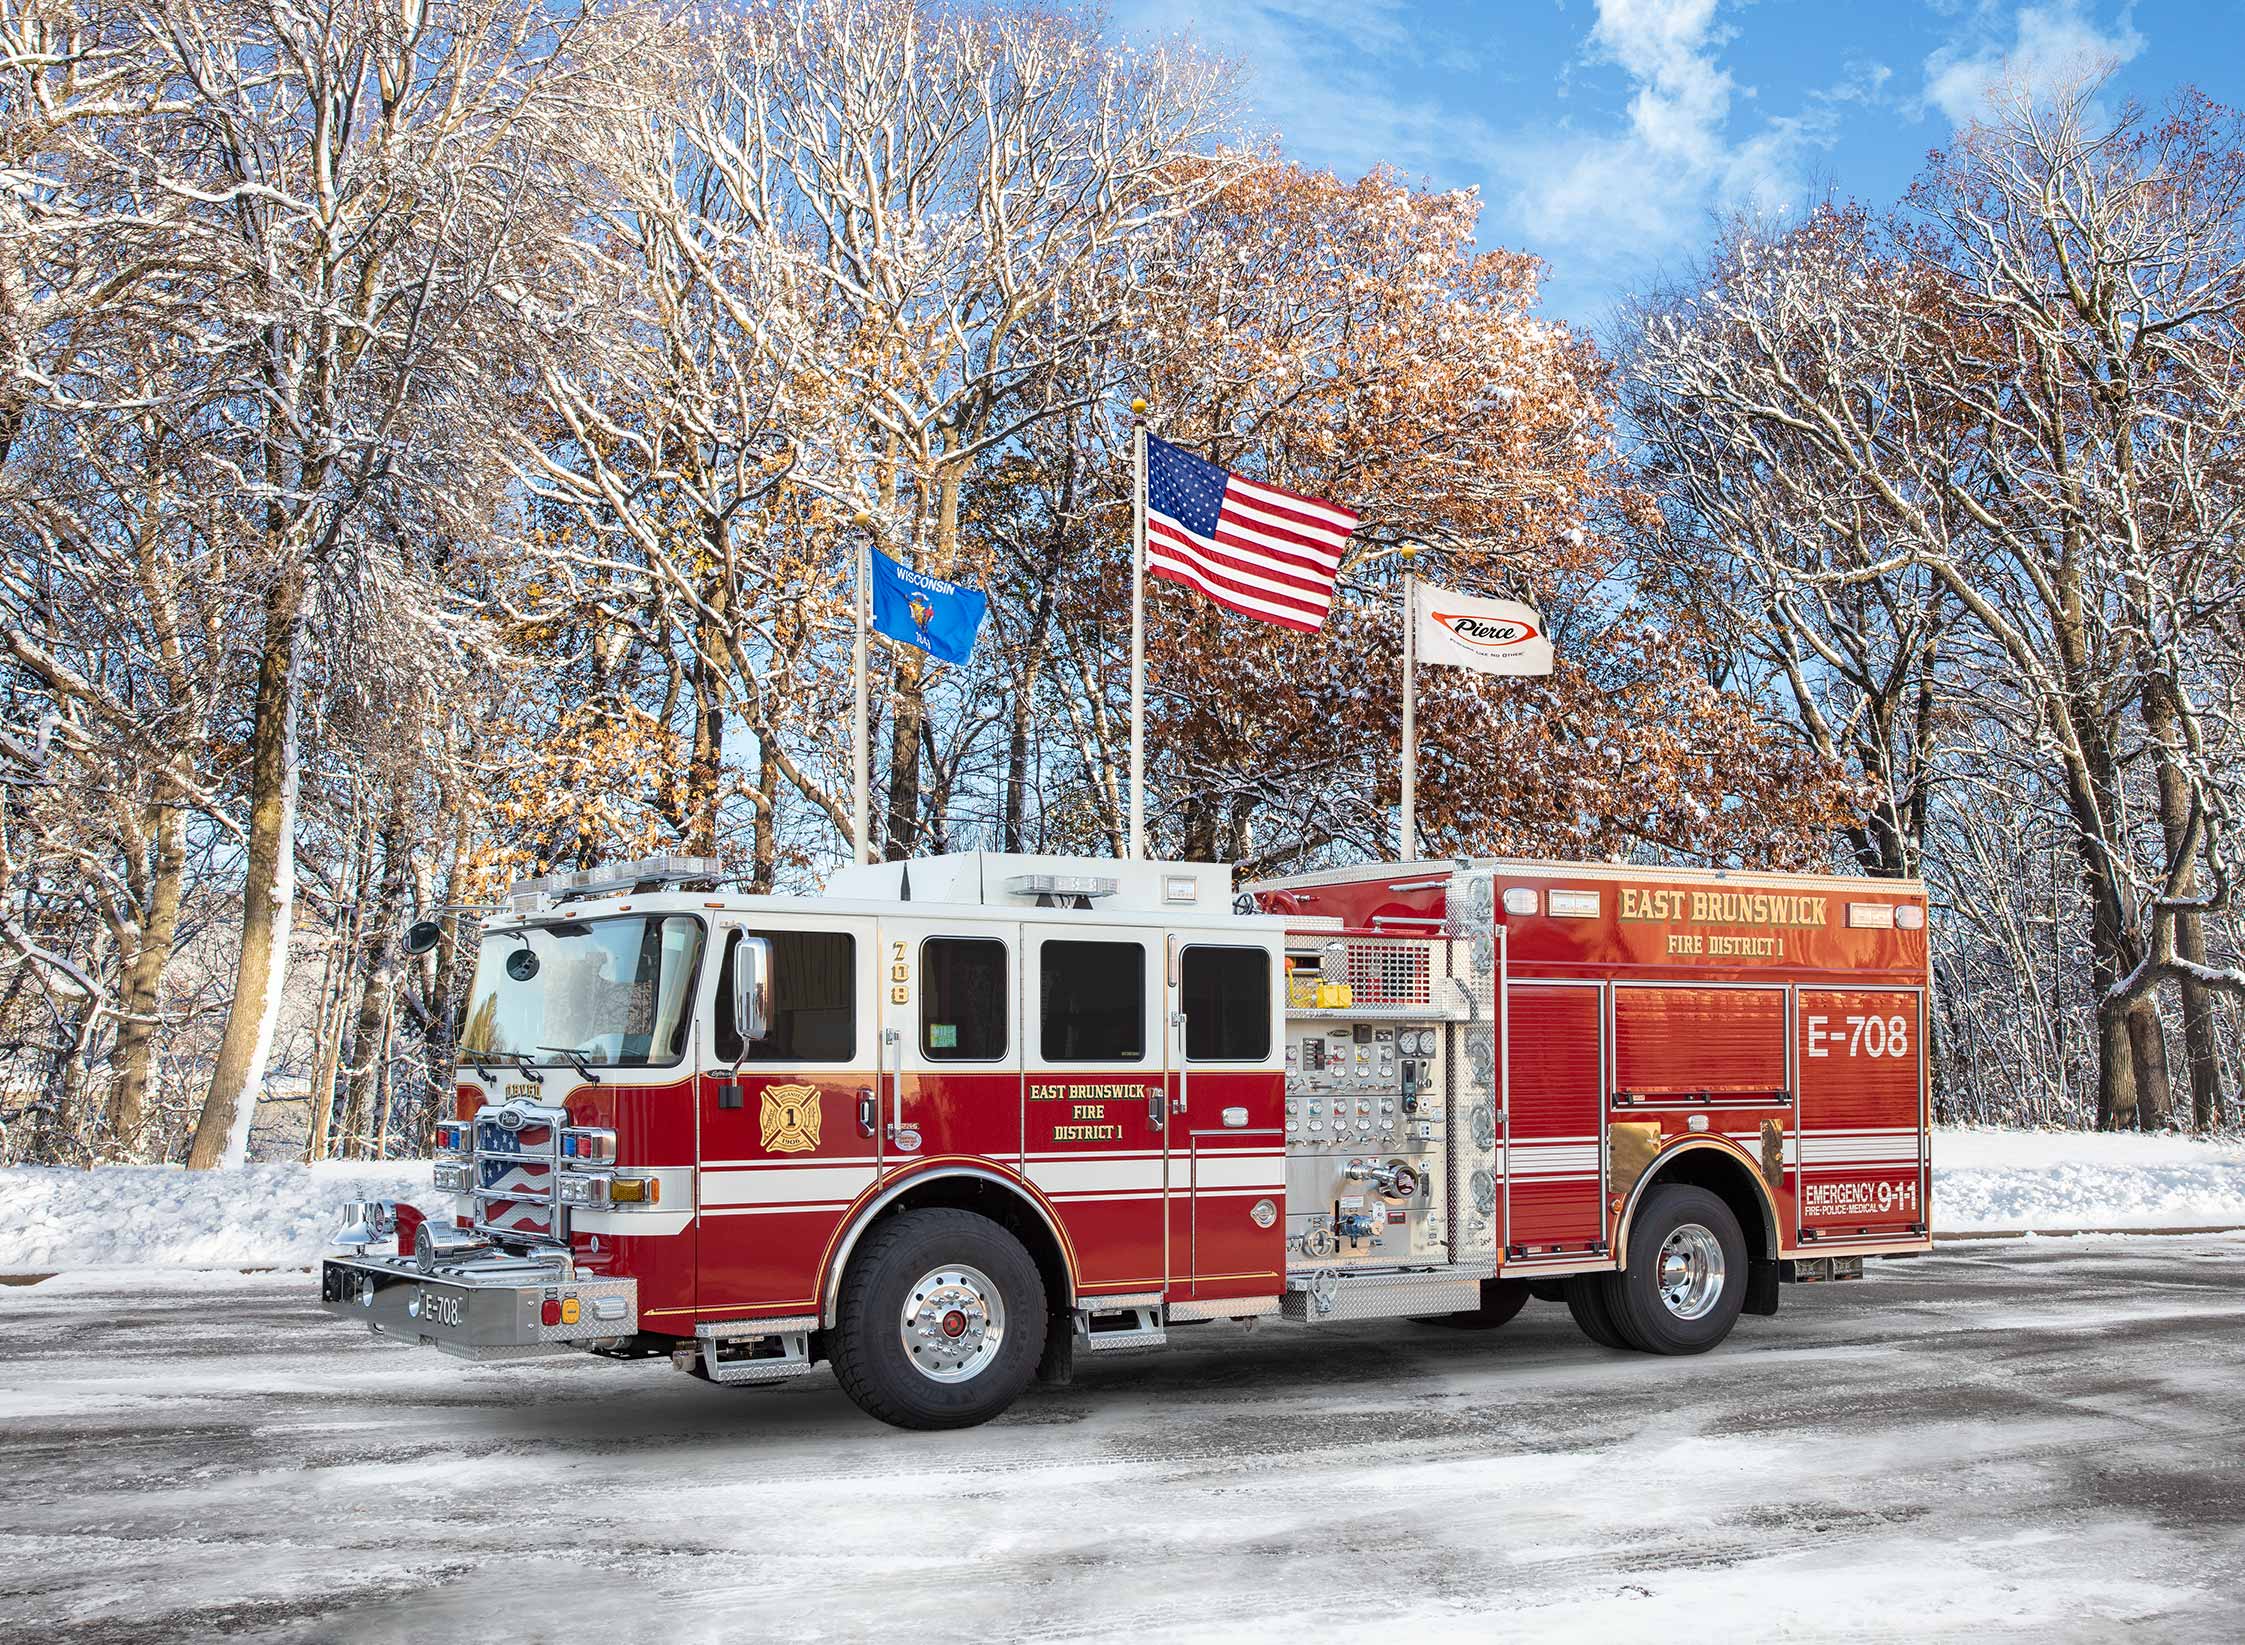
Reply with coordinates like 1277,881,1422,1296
320,850,1931,1429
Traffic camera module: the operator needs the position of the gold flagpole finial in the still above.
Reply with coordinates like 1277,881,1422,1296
1130,398,1148,417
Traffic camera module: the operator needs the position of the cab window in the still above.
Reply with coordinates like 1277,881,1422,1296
922,937,1009,1060
1040,940,1145,1063
1180,945,1270,1061
714,929,856,1063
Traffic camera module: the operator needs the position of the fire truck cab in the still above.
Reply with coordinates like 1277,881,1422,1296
320,851,1931,1429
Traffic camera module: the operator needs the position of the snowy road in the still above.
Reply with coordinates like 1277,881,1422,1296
4,1239,2243,1644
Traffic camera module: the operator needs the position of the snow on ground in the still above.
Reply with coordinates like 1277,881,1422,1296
1933,1127,2245,1231
3,1128,2243,1272
0,1160,429,1271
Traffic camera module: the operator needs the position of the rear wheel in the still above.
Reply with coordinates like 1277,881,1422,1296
1607,1184,1747,1355
1418,1277,1530,1331
829,1208,1047,1430
1563,1272,1632,1349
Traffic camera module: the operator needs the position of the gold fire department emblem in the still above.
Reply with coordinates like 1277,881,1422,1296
760,1083,822,1155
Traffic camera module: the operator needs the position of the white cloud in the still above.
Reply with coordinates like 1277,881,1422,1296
1501,1,1869,273
1111,0,1885,322
1921,2,2146,126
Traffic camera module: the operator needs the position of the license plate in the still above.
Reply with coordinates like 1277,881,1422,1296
410,1287,466,1329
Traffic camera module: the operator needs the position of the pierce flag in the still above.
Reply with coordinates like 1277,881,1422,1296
1412,582,1554,676
868,548,986,666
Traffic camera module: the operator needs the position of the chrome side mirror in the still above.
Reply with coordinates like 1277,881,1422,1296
402,920,442,957
732,935,772,1048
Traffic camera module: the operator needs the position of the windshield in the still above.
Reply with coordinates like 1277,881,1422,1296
459,914,706,1067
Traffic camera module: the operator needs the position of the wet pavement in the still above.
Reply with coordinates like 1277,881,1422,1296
3,1235,2241,1642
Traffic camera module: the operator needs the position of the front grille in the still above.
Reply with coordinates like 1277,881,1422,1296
468,1102,568,1244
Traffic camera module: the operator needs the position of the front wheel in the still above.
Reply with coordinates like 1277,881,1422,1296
1607,1184,1747,1355
829,1208,1047,1430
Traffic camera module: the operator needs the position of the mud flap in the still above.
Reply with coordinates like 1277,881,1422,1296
1035,1311,1075,1385
1744,1258,1780,1317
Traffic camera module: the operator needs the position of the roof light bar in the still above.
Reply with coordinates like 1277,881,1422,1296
1006,873,1118,900
507,855,727,906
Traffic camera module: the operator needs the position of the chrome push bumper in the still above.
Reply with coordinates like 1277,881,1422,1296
319,1251,638,1361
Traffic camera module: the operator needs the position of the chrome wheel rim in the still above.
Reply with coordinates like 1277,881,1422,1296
1655,1223,1725,1321
899,1263,1006,1383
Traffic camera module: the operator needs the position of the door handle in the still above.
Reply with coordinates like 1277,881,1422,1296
1147,1085,1165,1132
857,1089,876,1138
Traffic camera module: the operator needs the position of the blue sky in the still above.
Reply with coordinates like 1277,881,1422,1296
1111,1,2240,334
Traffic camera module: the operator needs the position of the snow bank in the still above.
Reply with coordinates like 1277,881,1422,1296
0,1161,431,1272
3,1130,2243,1270
1932,1127,2245,1231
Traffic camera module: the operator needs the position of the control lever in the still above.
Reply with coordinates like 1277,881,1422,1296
1146,1085,1165,1132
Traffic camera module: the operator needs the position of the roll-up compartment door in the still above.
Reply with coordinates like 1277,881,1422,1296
1612,985,1787,1104
1505,983,1606,1254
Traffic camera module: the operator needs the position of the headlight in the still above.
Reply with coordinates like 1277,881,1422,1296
558,1174,610,1206
431,1161,471,1193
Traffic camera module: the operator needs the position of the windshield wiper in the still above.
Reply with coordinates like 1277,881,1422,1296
538,1045,604,1084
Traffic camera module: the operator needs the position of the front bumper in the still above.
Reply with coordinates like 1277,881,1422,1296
319,1252,638,1361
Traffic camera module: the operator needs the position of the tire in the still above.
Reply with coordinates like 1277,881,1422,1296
1606,1184,1747,1355
1418,1278,1531,1331
1563,1272,1633,1349
828,1208,1047,1430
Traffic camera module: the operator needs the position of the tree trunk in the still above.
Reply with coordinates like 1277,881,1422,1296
2142,672,2226,1130
686,536,730,858
305,809,373,1162
2094,991,2137,1131
2178,914,2225,1130
2125,999,2174,1131
341,796,410,1159
884,644,926,860
107,799,186,1153
750,737,780,892
187,570,308,1169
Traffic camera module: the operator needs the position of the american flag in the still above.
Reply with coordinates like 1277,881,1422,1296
1144,434,1357,632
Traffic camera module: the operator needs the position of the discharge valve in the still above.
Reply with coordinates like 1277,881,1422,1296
1345,1158,1420,1200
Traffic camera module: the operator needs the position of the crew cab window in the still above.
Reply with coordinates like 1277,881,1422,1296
1181,945,1270,1061
714,929,856,1063
1040,940,1145,1063
922,937,1008,1060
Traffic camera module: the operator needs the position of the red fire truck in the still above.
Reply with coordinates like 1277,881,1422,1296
320,850,1930,1429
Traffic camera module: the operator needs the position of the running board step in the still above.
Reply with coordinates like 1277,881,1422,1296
1077,1305,1166,1354
679,1323,817,1386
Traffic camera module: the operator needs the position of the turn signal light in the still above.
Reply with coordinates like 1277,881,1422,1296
608,1176,659,1205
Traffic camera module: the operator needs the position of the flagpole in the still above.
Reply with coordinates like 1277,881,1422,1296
1128,398,1148,861
850,510,871,867
1400,542,1418,864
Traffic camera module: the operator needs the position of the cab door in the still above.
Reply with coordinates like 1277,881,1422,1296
1022,924,1168,1301
877,918,1023,1181
1166,937,1287,1305
695,915,879,1316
